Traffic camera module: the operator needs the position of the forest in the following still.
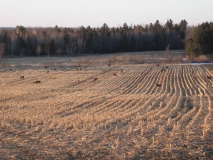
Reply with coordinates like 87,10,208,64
0,19,189,57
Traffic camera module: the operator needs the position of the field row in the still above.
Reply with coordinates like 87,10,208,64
0,64,213,159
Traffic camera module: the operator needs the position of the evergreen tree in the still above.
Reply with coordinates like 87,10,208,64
165,19,173,31
45,39,55,56
186,22,213,56
179,20,188,39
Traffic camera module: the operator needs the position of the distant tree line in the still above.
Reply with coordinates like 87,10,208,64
0,19,188,57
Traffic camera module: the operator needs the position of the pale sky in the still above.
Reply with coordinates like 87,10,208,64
0,0,212,28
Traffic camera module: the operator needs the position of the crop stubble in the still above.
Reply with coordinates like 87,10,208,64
0,64,213,159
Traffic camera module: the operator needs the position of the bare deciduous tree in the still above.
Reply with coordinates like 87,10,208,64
77,37,84,54
10,32,17,55
36,45,41,56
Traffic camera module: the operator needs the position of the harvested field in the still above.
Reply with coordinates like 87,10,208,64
0,61,213,159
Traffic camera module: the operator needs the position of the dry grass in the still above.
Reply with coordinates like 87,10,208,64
0,52,213,159
187,54,213,63
104,50,185,65
194,55,209,63
0,50,186,69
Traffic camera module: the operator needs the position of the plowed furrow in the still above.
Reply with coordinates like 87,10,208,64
146,67,167,95
188,96,209,138
124,67,152,94
135,67,157,94
185,65,196,95
94,99,133,115
204,95,213,139
113,95,162,125
97,67,150,94
120,67,151,94
90,99,124,115
177,66,187,96
142,67,162,95
97,99,134,119
164,67,175,96
189,66,202,95
131,95,176,125
60,68,110,89
182,66,192,95
197,66,213,95
158,68,171,95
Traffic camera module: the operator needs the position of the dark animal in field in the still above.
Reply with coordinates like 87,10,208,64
156,84,161,87
156,64,160,66
54,68,57,70
165,66,169,69
9,69,12,71
20,76,24,80
34,80,41,84
47,71,49,74
207,75,212,79
108,64,111,67
161,68,166,72
113,73,117,76
93,78,98,81
44,66,48,69
183,144,188,148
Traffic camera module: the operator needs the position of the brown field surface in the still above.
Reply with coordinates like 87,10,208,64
0,53,213,159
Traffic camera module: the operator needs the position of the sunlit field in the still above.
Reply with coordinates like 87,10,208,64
0,51,213,159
